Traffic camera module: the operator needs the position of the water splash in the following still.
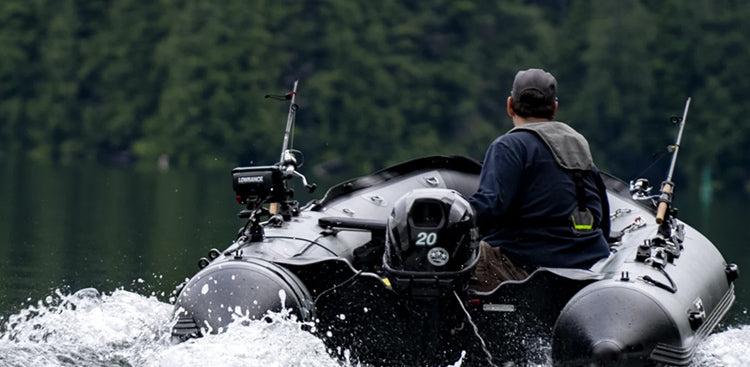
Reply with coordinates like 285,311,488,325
152,311,341,367
0,287,748,367
0,288,172,366
692,325,750,367
0,288,343,367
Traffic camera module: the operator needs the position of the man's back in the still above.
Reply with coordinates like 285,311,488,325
469,129,610,269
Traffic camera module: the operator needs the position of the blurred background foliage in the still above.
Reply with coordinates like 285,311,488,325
1,0,748,192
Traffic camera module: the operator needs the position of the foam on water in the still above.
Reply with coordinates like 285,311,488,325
0,288,173,366
693,325,750,367
0,287,747,367
0,288,344,367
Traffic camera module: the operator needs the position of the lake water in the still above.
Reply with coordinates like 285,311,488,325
0,157,748,366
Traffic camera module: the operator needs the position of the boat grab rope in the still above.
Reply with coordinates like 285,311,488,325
453,290,499,367
265,235,339,257
287,234,336,257
639,267,678,294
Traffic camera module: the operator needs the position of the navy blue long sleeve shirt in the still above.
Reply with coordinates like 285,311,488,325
468,129,610,269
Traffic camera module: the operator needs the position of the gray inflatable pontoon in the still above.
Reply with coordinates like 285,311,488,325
170,87,737,366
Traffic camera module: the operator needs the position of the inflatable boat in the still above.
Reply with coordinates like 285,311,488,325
170,84,737,366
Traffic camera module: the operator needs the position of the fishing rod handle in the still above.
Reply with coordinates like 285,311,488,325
655,182,673,224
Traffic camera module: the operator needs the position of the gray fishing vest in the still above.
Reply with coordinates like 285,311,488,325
509,121,594,171
509,121,597,232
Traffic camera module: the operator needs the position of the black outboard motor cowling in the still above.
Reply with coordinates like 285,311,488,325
383,188,479,298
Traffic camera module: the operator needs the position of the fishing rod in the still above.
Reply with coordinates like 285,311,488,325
263,80,315,193
278,80,299,163
655,97,691,224
233,81,314,225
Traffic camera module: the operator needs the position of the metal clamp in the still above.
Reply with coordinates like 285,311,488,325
610,208,632,220
621,216,646,233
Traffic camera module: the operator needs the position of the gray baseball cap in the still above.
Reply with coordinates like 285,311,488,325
511,68,557,105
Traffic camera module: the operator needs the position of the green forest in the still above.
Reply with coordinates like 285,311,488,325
1,0,748,193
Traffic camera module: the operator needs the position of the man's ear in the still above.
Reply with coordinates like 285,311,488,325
552,101,558,118
506,97,514,117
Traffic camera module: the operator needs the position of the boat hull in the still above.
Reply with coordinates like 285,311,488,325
170,156,736,366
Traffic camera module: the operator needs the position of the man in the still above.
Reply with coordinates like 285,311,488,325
468,68,611,292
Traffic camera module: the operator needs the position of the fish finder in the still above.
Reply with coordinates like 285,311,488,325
232,165,289,206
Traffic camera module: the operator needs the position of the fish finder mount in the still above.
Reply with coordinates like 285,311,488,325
231,81,316,241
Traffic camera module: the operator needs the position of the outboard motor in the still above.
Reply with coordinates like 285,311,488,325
383,188,479,299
